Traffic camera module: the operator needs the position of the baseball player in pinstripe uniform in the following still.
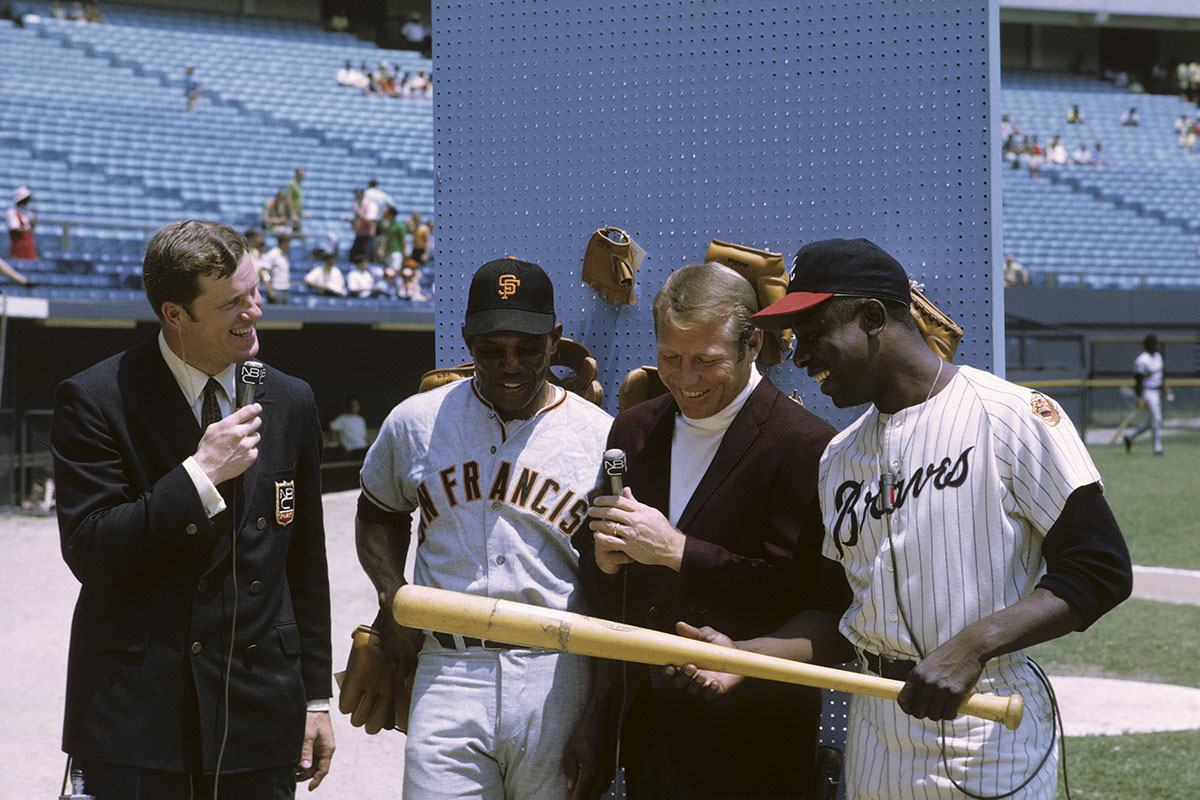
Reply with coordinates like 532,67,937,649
668,239,1132,799
355,258,613,799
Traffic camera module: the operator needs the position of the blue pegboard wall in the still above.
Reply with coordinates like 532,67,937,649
433,0,997,431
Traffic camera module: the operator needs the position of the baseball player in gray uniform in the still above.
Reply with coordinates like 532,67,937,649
668,239,1132,799
355,258,613,799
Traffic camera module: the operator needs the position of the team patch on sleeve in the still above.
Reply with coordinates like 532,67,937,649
1029,392,1061,427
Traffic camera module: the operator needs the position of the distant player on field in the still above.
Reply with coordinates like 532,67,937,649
670,238,1133,799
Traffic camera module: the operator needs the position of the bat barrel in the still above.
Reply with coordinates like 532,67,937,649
393,584,1023,730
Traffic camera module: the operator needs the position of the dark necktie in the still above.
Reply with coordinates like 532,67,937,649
201,379,222,429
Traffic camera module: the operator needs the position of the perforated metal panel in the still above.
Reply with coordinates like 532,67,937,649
434,0,998,429
433,2,996,785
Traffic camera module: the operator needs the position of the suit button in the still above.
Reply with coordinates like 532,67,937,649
246,643,259,658
495,555,505,565
197,579,208,593
648,606,659,619
687,604,696,613
185,523,198,536
256,517,267,530
249,580,263,595
191,641,202,655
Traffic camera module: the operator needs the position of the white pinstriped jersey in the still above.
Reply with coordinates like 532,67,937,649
819,365,1100,799
360,379,612,613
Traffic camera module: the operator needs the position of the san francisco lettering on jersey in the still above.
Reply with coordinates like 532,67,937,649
417,459,591,536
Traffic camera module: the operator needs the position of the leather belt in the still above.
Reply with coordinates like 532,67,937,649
432,631,518,651
861,650,917,681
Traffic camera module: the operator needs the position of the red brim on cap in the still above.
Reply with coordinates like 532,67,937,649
750,291,834,330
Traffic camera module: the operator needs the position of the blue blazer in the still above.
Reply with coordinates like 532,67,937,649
52,334,331,774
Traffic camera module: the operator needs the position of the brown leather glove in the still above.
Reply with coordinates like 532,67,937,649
618,365,669,412
337,624,414,734
582,227,644,305
909,282,964,362
705,239,793,365
417,363,475,393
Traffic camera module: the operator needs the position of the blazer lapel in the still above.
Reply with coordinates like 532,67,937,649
675,378,775,531
631,400,675,517
128,336,204,464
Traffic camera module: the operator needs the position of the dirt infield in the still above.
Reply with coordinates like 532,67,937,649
3,492,1198,797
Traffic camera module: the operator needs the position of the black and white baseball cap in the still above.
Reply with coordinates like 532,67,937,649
463,258,556,337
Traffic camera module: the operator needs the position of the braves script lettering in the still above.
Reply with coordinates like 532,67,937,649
830,446,974,557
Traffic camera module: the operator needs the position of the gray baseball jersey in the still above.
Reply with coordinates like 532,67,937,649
360,378,613,612
819,365,1099,799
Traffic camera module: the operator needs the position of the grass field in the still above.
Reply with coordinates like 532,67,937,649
1029,432,1200,799
1086,429,1200,570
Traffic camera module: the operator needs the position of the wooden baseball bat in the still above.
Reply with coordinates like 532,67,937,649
1109,397,1145,445
393,584,1024,731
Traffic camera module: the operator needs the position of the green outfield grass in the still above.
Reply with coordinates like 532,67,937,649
1031,434,1200,800
1030,598,1200,687
1087,431,1200,571
1055,730,1200,800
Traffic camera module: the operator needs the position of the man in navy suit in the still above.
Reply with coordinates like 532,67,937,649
52,220,335,799
567,263,851,799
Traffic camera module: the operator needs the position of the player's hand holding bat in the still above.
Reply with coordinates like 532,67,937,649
193,403,262,484
896,638,986,722
589,487,686,572
662,622,747,698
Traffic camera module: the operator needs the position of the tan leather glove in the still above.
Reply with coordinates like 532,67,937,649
582,227,644,305
417,363,475,393
337,624,414,734
618,365,669,412
909,282,964,362
705,239,793,365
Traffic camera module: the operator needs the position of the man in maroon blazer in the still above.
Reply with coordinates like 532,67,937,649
567,262,851,799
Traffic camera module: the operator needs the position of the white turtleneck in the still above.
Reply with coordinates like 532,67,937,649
667,365,762,525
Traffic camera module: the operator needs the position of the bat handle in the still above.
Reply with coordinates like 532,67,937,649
961,690,1024,731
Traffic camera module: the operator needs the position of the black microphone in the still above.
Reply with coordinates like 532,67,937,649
239,359,266,407
602,448,626,495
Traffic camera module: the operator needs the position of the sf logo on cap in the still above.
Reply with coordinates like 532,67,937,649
498,274,520,299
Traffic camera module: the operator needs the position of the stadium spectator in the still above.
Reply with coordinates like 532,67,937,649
1071,142,1095,165
1022,135,1044,178
329,8,349,33
1066,104,1084,124
7,186,37,260
184,65,204,112
397,257,428,301
258,232,293,305
244,228,264,262
336,60,357,87
0,255,35,287
1121,107,1140,126
406,68,432,98
304,241,347,297
1177,61,1191,99
82,0,101,22
1190,61,1200,103
999,113,1023,139
67,1,84,21
378,205,407,283
262,190,295,235
328,395,368,458
1002,133,1021,168
375,62,397,96
286,168,306,233
1003,253,1030,287
410,214,431,264
345,188,378,264
51,1,65,18
1047,135,1069,167
363,179,396,224
346,254,384,298
1092,142,1110,166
